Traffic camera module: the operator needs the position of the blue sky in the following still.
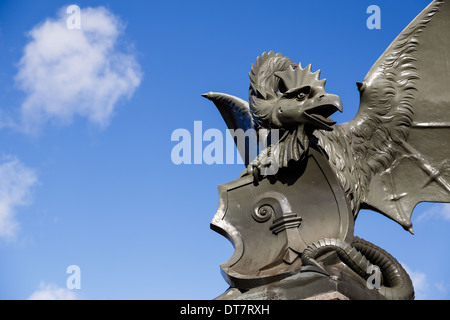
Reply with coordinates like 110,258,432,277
0,0,448,300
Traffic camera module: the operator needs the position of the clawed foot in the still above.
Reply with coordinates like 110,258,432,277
240,157,274,180
240,147,276,180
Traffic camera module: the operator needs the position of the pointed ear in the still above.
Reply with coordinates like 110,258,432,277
356,81,366,92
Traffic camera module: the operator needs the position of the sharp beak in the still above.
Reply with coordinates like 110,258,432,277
304,94,342,130
327,94,343,113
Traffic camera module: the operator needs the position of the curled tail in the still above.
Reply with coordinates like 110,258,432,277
301,237,414,300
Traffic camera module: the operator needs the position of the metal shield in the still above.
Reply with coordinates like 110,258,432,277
211,147,354,289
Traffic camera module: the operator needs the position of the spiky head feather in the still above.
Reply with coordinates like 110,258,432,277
249,51,326,128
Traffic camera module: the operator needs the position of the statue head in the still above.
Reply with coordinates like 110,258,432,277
249,52,342,131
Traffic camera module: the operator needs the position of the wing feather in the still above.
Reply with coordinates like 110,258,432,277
318,0,450,231
202,92,269,166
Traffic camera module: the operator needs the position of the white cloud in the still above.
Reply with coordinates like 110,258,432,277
435,281,448,294
28,282,78,300
415,203,450,223
0,156,37,239
15,6,142,133
401,263,428,300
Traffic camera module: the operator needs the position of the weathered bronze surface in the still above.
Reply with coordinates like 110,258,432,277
211,147,353,289
203,0,450,300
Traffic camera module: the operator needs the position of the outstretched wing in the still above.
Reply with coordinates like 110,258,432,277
342,0,450,232
202,92,270,166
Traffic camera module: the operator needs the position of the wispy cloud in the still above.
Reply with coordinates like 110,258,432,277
15,6,142,134
415,203,450,223
435,281,450,297
28,282,78,300
402,263,428,300
0,156,37,240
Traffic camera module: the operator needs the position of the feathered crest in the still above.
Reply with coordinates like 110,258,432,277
275,64,326,93
249,51,295,100
248,51,325,128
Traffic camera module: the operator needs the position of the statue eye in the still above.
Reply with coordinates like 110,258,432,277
294,86,311,101
296,92,308,101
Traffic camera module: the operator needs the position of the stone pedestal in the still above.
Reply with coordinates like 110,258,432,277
215,265,386,300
